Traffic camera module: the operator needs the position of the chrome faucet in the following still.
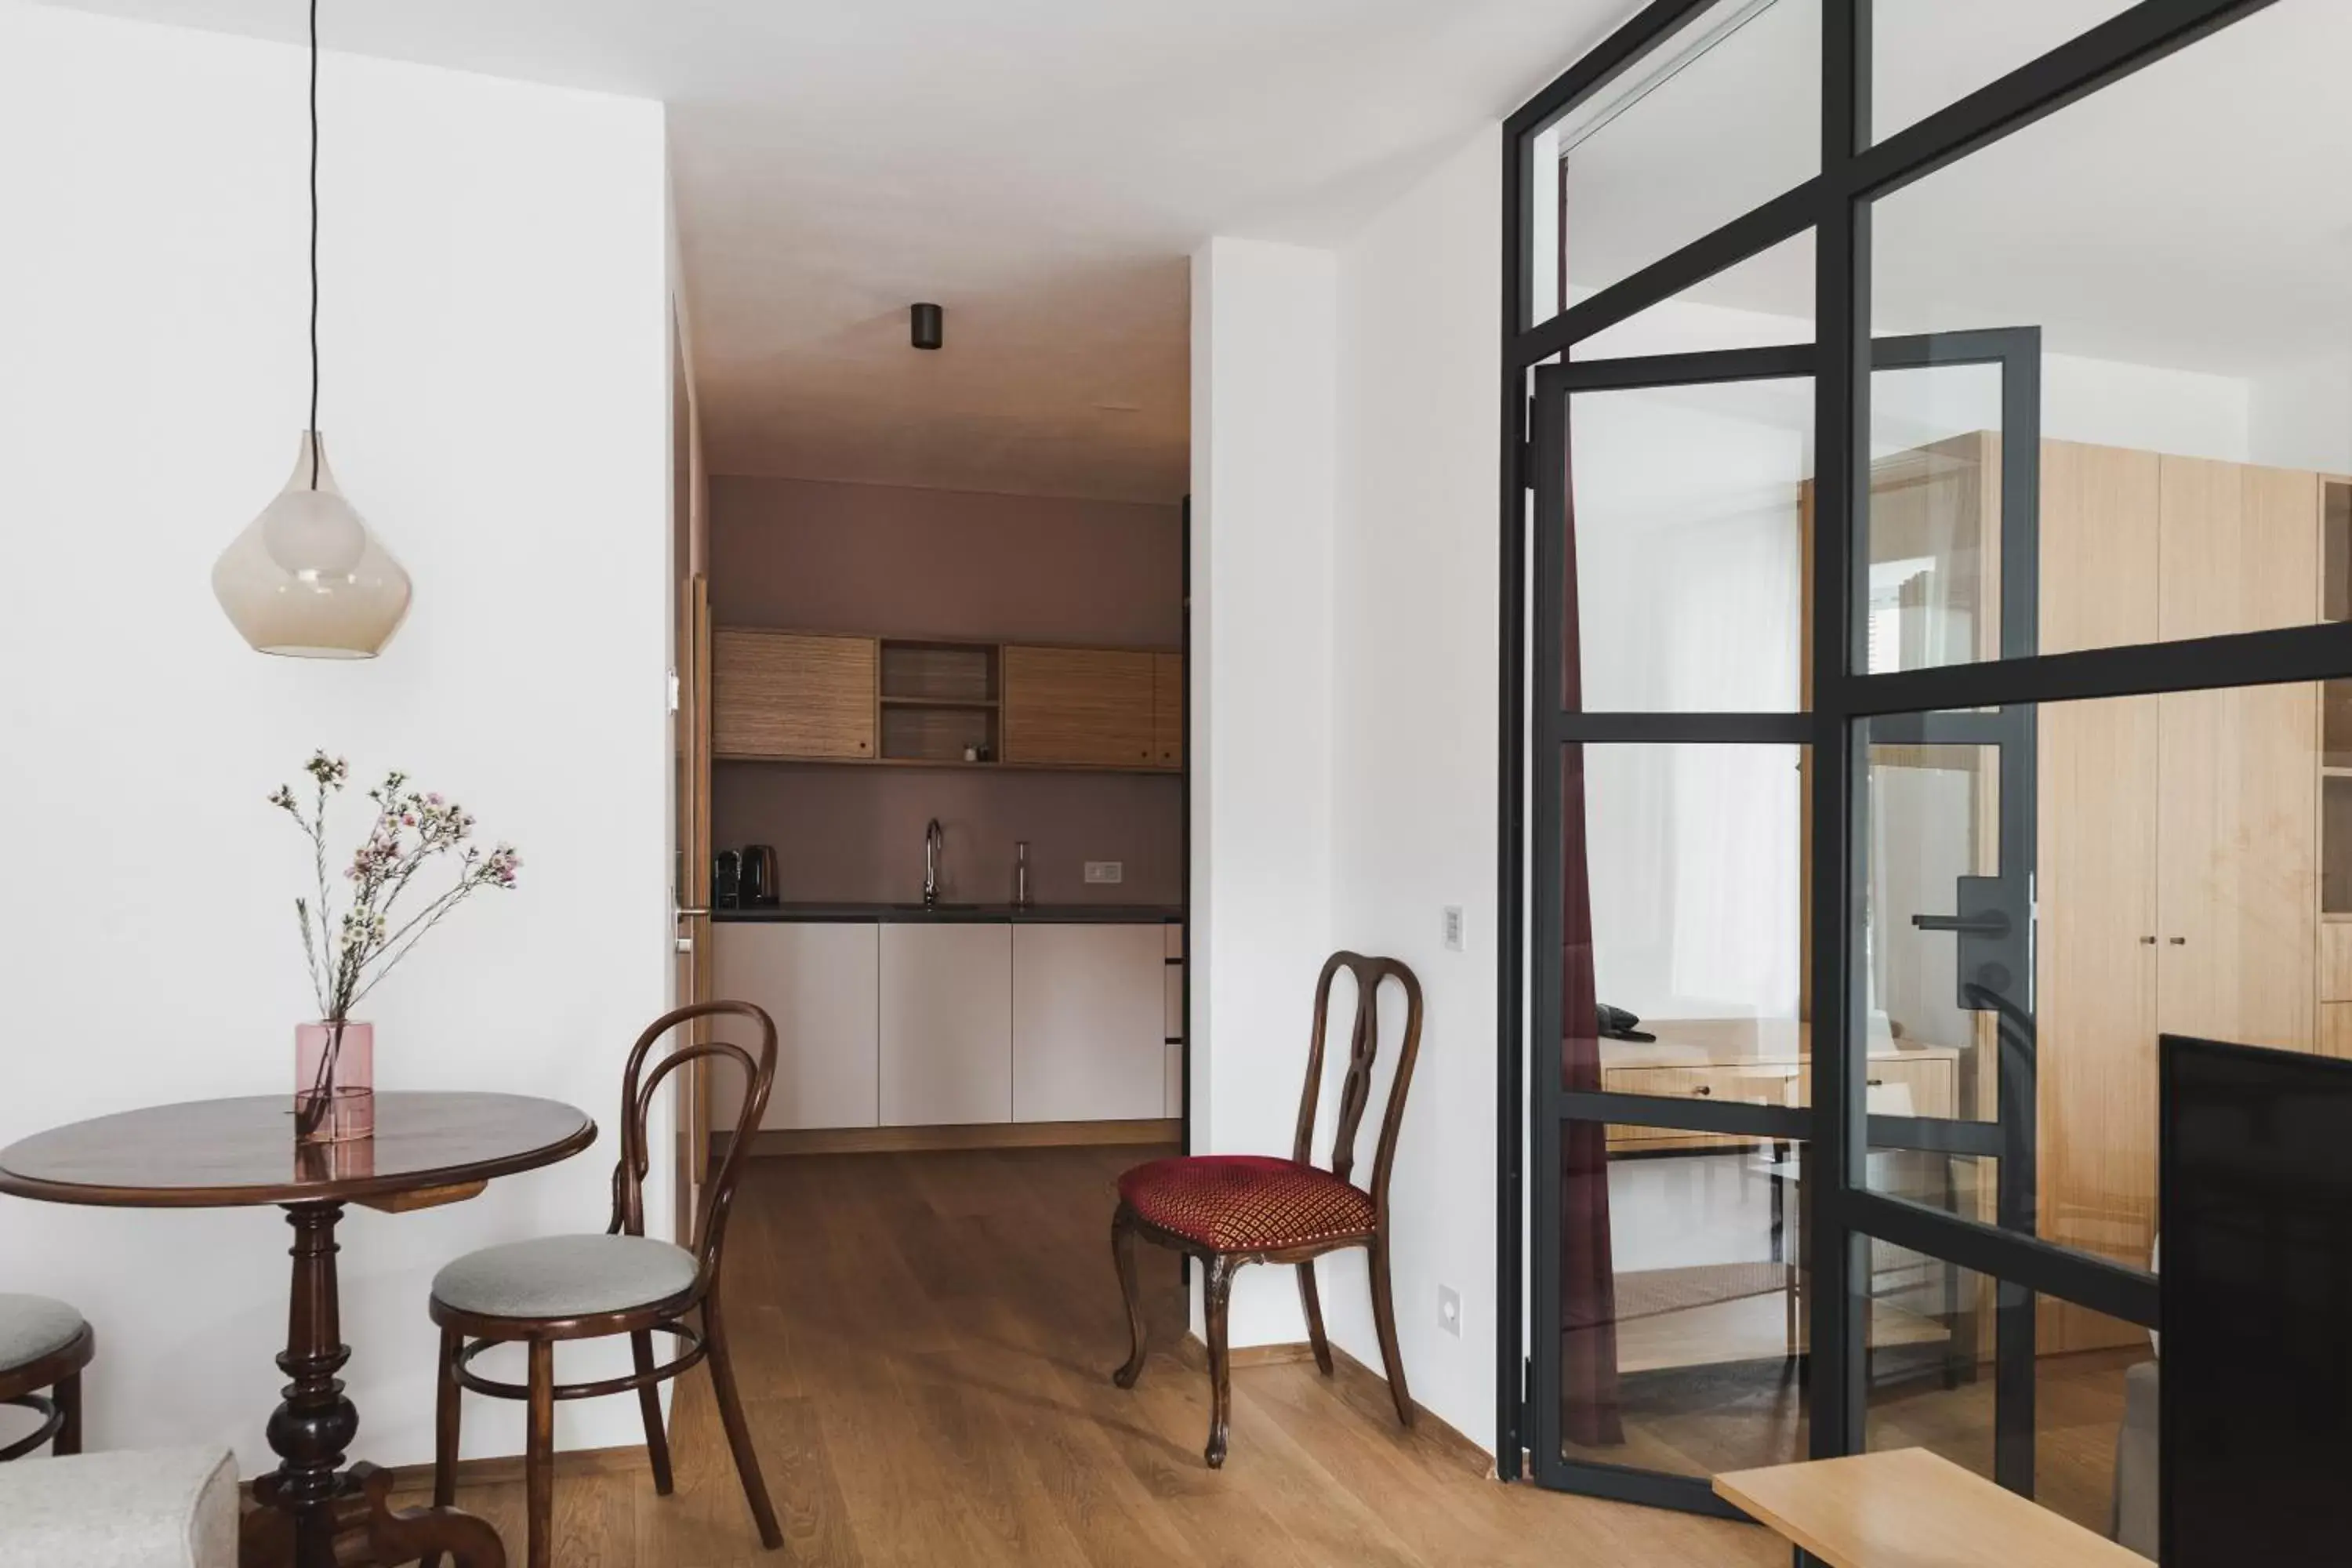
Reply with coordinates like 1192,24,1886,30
923,818,944,908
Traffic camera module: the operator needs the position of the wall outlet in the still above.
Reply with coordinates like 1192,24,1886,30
1084,860,1124,885
1439,1284,1462,1338
1442,905,1465,952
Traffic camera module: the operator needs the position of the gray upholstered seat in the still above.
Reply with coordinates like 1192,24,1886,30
430,1234,698,1320
0,1446,238,1568
0,1294,84,1372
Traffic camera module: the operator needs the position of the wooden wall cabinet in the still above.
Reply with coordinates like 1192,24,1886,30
1152,652,1184,769
713,630,876,760
879,924,1012,1127
1002,646,1158,769
1010,924,1167,1122
711,922,880,1131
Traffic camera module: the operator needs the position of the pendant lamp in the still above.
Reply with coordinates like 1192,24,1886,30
213,0,410,658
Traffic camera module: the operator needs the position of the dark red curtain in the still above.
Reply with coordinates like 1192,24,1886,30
1556,178,1622,1447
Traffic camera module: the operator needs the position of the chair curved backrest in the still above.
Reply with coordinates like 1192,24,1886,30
607,1000,778,1290
1290,953,1424,1216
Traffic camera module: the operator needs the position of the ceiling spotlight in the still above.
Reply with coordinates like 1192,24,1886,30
910,302,943,350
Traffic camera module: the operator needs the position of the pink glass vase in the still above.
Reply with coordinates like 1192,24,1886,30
294,1019,375,1144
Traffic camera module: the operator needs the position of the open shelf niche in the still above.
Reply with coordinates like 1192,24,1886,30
2324,478,2352,920
877,640,1000,764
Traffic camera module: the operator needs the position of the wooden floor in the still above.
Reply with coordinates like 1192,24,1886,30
397,1143,1777,1566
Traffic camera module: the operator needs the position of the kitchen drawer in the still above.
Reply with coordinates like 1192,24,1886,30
1600,1063,1797,1153
1863,1054,1956,1120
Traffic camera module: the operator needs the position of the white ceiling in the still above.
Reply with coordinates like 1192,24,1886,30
38,0,1639,502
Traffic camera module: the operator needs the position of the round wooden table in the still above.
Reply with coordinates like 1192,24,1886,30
0,1092,597,1568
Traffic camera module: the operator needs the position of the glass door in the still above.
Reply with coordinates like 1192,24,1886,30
1526,330,2043,1511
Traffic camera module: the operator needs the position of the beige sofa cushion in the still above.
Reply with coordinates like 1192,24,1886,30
0,1446,238,1568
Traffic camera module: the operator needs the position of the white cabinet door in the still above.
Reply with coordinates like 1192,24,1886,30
711,922,880,1131
880,924,1012,1126
1012,924,1167,1123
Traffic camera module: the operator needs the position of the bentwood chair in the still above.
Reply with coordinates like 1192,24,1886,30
0,1294,91,1461
1111,952,1424,1467
424,1002,782,1568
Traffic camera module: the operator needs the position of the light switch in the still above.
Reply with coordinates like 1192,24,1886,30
1084,861,1124,885
1443,905,1465,952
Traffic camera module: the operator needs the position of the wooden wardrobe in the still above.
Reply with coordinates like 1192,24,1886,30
2034,441,2330,1350
1813,434,2347,1355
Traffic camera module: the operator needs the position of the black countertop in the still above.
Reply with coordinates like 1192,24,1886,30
713,902,1182,925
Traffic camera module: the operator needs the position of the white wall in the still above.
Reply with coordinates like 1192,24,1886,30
1325,125,1504,1450
0,3,670,1471
1188,238,1338,1349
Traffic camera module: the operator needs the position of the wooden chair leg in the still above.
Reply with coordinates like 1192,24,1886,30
1367,1236,1414,1428
631,1330,674,1495
705,1295,783,1550
1203,1254,1237,1468
53,1371,81,1456
1296,1261,1334,1377
1110,1203,1149,1388
525,1339,554,1568
423,1327,464,1568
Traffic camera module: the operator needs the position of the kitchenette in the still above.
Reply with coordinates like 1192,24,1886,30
703,477,1186,1153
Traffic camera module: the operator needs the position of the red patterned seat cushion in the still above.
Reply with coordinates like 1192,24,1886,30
1118,1155,1374,1252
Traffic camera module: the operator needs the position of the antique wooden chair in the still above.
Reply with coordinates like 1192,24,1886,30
423,1001,782,1568
1110,951,1424,1467
0,1294,91,1460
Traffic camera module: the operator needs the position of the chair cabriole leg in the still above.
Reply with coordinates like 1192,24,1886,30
1203,1254,1237,1468
1111,1203,1149,1388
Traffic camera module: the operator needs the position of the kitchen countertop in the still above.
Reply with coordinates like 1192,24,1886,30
713,902,1182,924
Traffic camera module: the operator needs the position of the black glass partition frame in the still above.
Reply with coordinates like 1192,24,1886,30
1497,0,2316,1515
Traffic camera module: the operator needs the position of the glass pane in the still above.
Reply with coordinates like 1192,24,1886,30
1530,0,1818,328
1870,1,2352,669
1863,682,2331,1293
1573,743,1805,1038
1570,230,1815,361
1866,365,2009,670
1871,0,2140,143
1566,379,1812,711
1559,1129,1811,1475
1862,1247,2154,1554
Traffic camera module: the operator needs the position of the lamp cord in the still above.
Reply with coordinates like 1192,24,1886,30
307,0,321,490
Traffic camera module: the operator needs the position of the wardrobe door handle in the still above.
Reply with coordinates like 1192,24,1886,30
2140,935,2158,946
2169,936,2187,946
1690,1084,1713,1097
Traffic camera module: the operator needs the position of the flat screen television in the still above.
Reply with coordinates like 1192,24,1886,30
2161,1033,2352,1565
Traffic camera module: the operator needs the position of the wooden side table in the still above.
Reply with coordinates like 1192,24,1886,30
0,1092,597,1567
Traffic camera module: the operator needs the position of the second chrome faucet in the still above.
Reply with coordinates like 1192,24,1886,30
923,817,944,908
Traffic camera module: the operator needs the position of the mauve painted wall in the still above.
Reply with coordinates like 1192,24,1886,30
710,477,1184,904
711,476,1183,644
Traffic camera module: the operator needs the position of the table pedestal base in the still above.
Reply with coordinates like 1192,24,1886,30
240,1203,507,1568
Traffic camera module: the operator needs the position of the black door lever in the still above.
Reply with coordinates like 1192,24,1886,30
1911,910,2011,937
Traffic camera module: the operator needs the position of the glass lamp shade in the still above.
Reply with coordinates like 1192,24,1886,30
212,432,411,658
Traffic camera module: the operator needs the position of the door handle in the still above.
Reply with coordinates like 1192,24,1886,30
676,907,710,919
1911,911,2011,936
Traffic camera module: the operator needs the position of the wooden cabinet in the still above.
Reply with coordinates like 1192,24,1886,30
879,924,1011,1127
711,922,880,1131
1597,1022,1956,1155
713,630,875,760
1152,652,1184,769
2027,441,2321,1350
1002,646,1157,769
1011,924,1167,1122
